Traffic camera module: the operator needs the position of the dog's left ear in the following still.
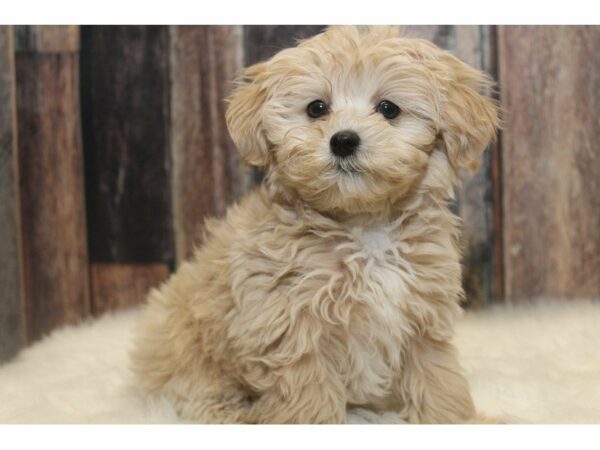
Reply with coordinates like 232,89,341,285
225,62,271,166
437,55,500,173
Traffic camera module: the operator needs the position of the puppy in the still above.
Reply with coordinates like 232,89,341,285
130,26,499,424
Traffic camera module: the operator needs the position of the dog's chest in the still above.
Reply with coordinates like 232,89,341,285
333,225,413,405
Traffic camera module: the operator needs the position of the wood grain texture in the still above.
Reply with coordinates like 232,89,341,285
170,26,250,264
80,26,173,266
14,25,79,53
243,25,326,65
15,34,90,341
405,26,501,306
90,263,169,316
499,26,600,301
0,26,26,362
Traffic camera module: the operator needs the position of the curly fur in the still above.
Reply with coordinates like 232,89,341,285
130,25,500,423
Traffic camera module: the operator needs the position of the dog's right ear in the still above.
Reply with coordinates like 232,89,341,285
225,62,271,166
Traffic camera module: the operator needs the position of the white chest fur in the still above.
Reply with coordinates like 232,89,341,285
337,224,413,405
352,225,394,256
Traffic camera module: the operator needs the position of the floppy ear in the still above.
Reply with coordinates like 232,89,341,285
225,62,271,166
438,55,500,173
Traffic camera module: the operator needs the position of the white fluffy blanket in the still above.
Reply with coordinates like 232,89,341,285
1,300,599,424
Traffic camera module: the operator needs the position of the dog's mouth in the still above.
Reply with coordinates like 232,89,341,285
334,157,362,175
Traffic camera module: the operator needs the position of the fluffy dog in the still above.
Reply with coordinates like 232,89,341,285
130,26,500,424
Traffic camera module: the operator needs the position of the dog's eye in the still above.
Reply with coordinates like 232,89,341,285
307,100,329,118
376,100,401,119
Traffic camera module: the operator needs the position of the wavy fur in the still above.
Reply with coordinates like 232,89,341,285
130,26,500,423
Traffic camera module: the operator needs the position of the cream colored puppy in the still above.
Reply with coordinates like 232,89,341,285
130,26,500,424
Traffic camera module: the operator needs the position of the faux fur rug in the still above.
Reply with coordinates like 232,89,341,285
1,300,599,424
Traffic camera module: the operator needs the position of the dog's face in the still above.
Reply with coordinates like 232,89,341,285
226,26,499,215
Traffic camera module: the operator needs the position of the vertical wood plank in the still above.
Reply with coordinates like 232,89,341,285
170,25,250,264
243,25,326,65
15,26,90,341
0,26,26,362
80,26,173,314
90,263,169,316
404,26,501,306
499,26,600,301
14,25,79,53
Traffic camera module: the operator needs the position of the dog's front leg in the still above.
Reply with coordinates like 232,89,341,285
397,335,476,424
247,352,346,424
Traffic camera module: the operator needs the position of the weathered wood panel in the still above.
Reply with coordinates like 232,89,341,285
80,26,173,313
499,26,600,301
14,25,79,53
81,26,173,264
243,25,326,65
90,263,169,316
170,26,250,264
15,26,90,341
0,26,26,362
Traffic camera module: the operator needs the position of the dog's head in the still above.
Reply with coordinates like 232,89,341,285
226,26,499,215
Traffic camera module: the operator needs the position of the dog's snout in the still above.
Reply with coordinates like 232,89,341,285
330,131,360,158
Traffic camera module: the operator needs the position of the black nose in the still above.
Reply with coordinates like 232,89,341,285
330,130,360,158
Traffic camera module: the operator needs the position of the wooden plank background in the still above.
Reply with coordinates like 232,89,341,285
0,26,26,361
15,25,90,342
1,25,599,363
499,26,600,301
80,26,173,315
170,25,250,263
